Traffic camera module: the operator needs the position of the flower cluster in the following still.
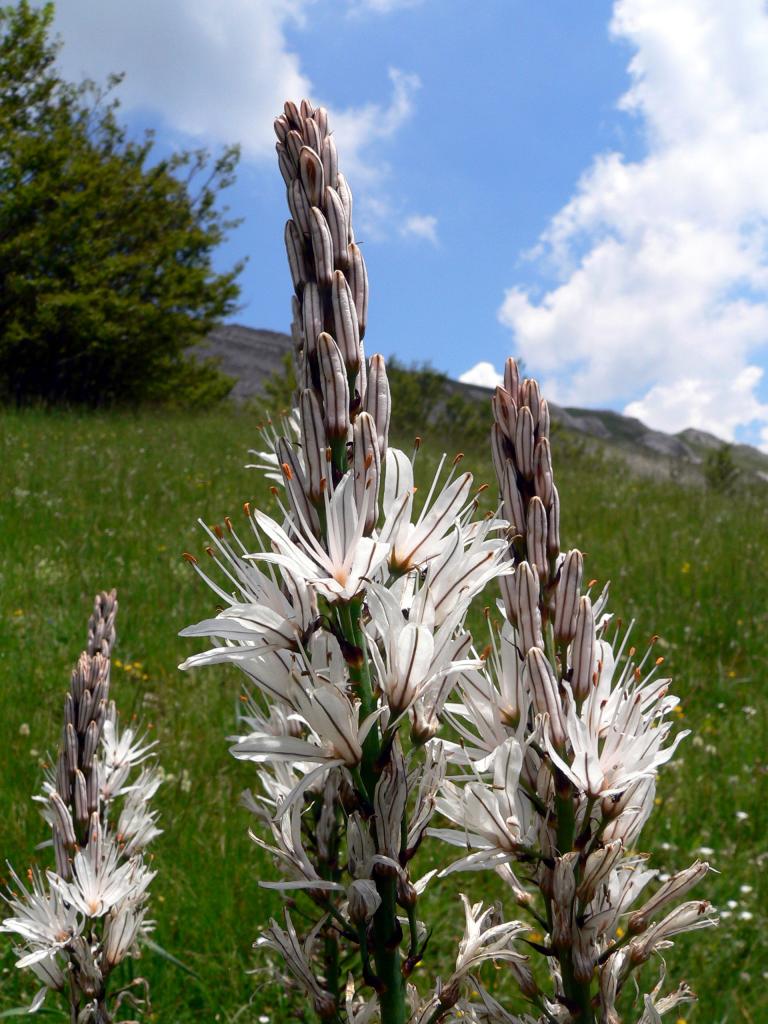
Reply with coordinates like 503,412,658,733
2,591,160,1022
181,100,714,1024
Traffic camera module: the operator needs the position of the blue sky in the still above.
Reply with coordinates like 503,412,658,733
52,0,768,449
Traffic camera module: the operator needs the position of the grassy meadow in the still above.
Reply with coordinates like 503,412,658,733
0,405,766,1023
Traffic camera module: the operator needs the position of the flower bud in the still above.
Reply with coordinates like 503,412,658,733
317,333,350,439
299,145,324,207
309,207,334,288
525,648,566,748
534,437,553,507
526,495,548,579
577,840,623,903
348,242,368,338
347,879,381,925
325,189,349,269
331,270,360,372
514,405,535,478
353,412,380,533
301,282,323,357
514,562,543,654
551,853,577,948
363,354,390,456
554,549,583,644
502,462,525,536
492,386,518,441
504,357,521,405
284,219,307,293
570,596,596,700
288,178,311,236
628,861,710,934
300,389,328,501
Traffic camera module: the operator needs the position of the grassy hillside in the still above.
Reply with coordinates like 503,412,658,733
0,406,765,1022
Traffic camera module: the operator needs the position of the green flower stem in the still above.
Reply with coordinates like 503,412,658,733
554,774,594,1023
371,873,407,1024
338,596,407,1024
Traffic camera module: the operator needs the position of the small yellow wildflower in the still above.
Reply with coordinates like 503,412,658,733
680,562,690,574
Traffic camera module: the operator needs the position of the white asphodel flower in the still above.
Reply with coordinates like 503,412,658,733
253,472,389,603
48,841,154,919
0,867,79,967
544,650,688,799
100,717,157,799
231,683,379,770
450,895,536,996
179,516,317,656
429,738,535,873
379,448,475,573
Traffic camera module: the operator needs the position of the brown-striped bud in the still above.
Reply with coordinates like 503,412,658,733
299,145,324,207
302,115,322,154
551,853,577,948
81,719,100,770
628,861,710,935
276,143,293,188
577,840,623,903
363,354,390,456
288,178,311,236
554,549,583,643
321,136,338,189
285,128,304,167
547,484,561,558
526,496,548,579
514,562,543,653
301,282,323,356
331,271,360,371
571,596,596,700
317,333,350,438
74,769,89,823
277,437,319,536
504,357,521,405
514,405,535,478
313,105,329,139
285,219,307,293
534,437,553,507
300,389,328,501
538,398,551,439
50,791,78,847
336,172,353,237
309,207,333,287
348,242,368,338
324,188,350,269
353,412,380,533
492,386,518,441
502,462,525,536
522,378,541,431
525,647,566,747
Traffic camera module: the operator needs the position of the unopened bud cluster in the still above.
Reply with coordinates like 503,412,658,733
1,592,160,1021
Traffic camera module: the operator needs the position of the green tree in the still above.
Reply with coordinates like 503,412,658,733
703,442,739,492
0,1,243,406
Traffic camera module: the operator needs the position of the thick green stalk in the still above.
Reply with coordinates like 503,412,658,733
340,597,407,1024
555,775,594,1023
371,874,407,1024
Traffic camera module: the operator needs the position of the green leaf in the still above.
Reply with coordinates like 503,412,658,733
142,936,200,979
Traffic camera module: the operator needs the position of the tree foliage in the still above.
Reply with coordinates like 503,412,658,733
0,1,243,406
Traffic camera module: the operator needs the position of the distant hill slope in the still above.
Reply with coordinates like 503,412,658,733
199,324,768,482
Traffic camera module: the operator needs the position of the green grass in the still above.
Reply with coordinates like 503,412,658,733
0,407,765,1023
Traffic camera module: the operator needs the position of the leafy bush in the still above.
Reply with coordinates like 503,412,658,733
0,1,242,407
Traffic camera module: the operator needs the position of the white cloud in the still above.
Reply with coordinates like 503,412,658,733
458,362,503,389
499,0,768,445
400,214,438,245
51,1,419,188
349,0,425,12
